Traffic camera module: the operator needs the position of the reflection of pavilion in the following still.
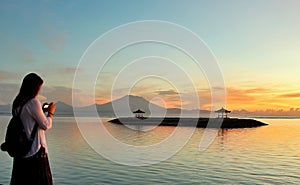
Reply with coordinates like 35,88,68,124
215,107,231,118
133,109,145,119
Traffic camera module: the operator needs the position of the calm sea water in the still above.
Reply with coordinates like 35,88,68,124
1,116,300,184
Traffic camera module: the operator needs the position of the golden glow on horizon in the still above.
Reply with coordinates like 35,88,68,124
94,85,300,115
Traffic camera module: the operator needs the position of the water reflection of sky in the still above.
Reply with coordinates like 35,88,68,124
1,117,300,184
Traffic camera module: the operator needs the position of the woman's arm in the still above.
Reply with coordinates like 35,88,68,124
29,98,52,130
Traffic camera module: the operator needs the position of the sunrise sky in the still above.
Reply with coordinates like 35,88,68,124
0,0,299,115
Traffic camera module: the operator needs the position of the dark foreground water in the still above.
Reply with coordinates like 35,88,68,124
1,116,300,184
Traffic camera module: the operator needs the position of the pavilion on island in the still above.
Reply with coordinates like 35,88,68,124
133,109,145,119
215,107,231,118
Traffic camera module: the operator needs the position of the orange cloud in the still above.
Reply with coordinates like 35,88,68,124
278,93,300,98
156,89,178,95
95,98,110,105
225,86,300,113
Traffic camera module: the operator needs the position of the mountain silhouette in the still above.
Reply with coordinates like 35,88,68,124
74,95,211,117
0,95,210,117
55,101,74,116
76,95,166,117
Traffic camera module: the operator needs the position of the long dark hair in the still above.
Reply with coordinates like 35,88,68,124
12,73,43,111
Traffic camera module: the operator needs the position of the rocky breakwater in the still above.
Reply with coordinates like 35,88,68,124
109,117,268,128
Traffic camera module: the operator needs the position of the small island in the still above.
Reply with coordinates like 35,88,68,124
109,117,268,128
109,108,268,128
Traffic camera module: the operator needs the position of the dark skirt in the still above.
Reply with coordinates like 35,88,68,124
10,147,53,185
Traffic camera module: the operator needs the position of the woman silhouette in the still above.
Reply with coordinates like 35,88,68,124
10,73,56,185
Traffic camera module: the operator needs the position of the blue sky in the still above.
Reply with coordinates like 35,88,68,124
0,0,299,113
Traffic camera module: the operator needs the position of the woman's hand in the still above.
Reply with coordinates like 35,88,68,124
47,102,56,117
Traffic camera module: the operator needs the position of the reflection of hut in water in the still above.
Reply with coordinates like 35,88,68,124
133,109,145,119
215,107,231,118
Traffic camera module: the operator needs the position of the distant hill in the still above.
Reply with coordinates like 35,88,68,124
97,95,166,117
74,95,165,117
55,101,74,116
76,95,211,117
1,95,299,117
0,101,74,116
0,95,211,117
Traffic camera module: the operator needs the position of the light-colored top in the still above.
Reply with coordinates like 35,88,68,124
19,98,52,157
